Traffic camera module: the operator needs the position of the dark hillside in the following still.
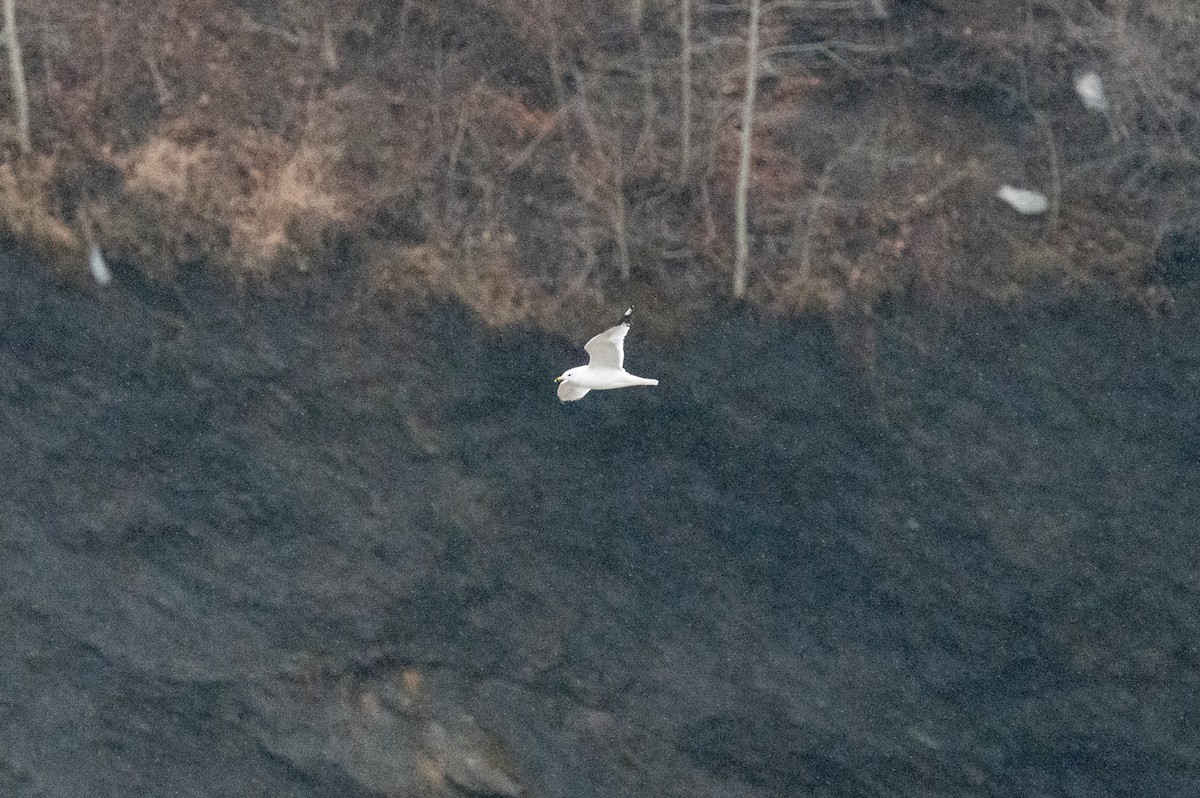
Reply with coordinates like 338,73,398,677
2,252,1197,796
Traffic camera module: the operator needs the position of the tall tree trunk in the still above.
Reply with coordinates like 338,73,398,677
2,0,30,155
679,0,693,181
733,0,761,298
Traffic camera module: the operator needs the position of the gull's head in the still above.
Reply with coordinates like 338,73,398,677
554,367,582,383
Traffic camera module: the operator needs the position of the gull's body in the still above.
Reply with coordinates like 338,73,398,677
555,307,659,402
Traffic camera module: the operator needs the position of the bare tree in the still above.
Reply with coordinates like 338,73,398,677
573,89,634,281
1,0,30,154
732,0,761,298
679,0,693,181
629,0,657,168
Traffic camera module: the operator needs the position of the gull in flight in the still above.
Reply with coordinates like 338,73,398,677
554,307,659,402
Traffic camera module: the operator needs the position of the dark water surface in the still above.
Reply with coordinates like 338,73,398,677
1,252,1197,797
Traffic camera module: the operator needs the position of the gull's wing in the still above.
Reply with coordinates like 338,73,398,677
557,381,591,402
584,307,633,370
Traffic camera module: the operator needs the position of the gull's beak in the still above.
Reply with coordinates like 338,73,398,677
553,376,564,382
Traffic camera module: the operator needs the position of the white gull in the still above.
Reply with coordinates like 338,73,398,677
554,307,659,402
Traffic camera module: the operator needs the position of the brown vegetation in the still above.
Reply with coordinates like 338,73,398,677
0,0,1196,323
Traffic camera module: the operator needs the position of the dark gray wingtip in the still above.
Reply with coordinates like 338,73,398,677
622,306,634,325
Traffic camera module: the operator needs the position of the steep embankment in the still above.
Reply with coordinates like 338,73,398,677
1,252,1197,796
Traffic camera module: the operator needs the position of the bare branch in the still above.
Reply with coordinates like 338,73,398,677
761,41,899,59
2,0,31,155
680,0,694,182
1033,108,1061,233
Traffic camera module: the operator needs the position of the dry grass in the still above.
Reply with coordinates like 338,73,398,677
365,239,539,327
0,155,81,266
363,235,616,334
228,135,351,268
118,116,351,274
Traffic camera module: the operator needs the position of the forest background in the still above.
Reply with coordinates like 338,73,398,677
2,0,1198,329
